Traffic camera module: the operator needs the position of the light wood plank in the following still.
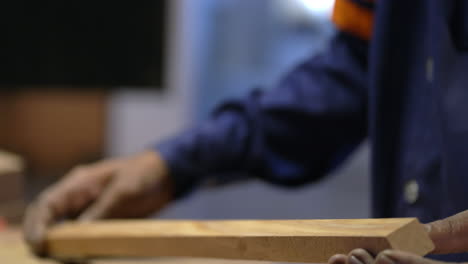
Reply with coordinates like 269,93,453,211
1,228,276,264
46,218,434,263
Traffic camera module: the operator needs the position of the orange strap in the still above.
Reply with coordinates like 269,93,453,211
331,0,374,41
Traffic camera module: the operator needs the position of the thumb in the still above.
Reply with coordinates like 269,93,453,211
426,210,468,254
78,183,123,221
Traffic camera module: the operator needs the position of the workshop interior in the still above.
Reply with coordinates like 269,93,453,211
0,0,378,255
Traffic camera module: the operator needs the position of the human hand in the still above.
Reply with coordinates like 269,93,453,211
23,151,174,256
328,249,449,264
328,210,468,264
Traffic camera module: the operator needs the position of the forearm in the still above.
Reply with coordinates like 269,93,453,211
155,105,254,198
155,32,370,198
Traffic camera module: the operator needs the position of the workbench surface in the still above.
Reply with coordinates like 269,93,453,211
0,228,279,264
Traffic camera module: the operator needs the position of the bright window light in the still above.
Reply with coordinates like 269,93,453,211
296,0,335,16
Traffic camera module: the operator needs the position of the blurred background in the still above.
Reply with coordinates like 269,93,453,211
0,0,370,224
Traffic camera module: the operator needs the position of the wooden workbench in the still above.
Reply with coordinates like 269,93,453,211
0,228,279,264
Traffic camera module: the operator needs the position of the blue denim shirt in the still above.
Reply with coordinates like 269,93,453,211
157,1,468,260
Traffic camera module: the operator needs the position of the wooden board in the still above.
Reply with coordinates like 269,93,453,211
0,228,272,264
45,218,434,263
0,150,25,223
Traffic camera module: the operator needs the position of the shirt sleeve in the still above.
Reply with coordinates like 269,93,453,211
156,32,369,199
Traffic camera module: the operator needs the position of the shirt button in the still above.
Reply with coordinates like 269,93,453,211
426,57,434,82
404,180,419,204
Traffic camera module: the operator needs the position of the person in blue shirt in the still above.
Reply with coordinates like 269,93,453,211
23,0,468,263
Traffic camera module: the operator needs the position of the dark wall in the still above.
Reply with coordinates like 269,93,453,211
0,0,167,88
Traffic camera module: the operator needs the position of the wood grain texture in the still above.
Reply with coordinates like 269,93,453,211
0,228,270,264
45,218,434,263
